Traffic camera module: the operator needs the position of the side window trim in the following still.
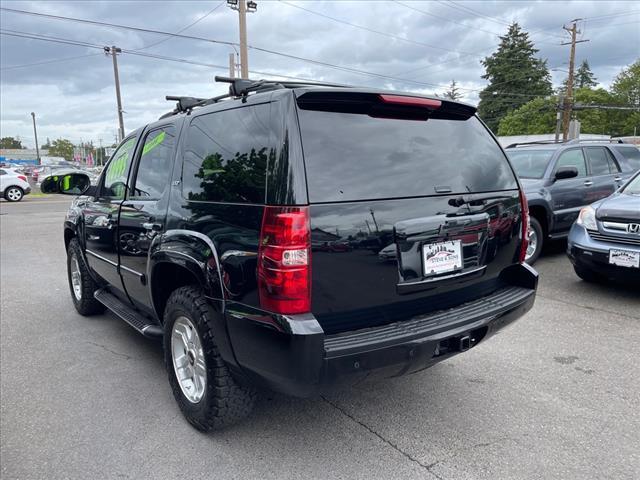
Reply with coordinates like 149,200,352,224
604,147,621,173
126,123,177,201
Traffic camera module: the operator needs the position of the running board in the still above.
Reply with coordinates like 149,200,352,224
94,288,163,339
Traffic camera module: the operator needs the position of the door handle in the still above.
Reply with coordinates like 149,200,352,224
142,222,163,232
583,181,593,187
614,176,622,182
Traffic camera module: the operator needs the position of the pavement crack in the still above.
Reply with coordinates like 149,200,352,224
320,395,445,479
87,341,132,360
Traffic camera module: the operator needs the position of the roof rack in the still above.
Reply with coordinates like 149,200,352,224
213,75,351,97
505,140,565,149
565,138,626,145
158,76,351,120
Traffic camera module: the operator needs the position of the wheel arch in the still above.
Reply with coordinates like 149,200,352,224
149,229,225,321
528,203,550,237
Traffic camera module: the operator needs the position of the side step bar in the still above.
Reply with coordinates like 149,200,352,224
94,288,163,339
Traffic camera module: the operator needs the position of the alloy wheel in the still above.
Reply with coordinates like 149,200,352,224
171,315,207,403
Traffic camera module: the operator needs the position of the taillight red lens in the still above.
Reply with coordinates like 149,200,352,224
519,189,529,263
18,175,27,182
258,206,311,315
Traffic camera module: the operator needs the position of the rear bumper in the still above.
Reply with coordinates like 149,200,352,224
226,263,538,397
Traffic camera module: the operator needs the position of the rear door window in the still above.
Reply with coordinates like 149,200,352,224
297,110,518,202
130,126,176,199
585,147,618,175
554,149,587,177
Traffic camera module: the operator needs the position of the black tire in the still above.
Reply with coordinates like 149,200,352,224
67,238,105,315
573,265,602,283
525,216,544,265
163,286,256,431
4,186,24,202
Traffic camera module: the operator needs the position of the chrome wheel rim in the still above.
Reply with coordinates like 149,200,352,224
70,254,82,300
7,188,22,201
171,316,206,404
526,228,537,261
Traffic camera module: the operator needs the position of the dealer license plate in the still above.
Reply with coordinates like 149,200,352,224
609,249,640,268
423,240,463,276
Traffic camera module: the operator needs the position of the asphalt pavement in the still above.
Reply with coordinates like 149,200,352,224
1,196,639,480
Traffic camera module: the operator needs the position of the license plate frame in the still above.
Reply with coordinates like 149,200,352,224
608,248,640,268
423,239,463,276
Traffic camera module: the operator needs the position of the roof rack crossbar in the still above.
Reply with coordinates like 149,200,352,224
214,75,352,97
505,140,564,148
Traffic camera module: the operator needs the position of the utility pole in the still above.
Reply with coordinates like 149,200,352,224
229,52,235,78
561,20,589,141
227,0,257,79
105,46,125,142
554,94,563,142
30,112,40,165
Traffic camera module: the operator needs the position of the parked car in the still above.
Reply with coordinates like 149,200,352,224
567,170,640,283
505,140,639,264
41,77,537,431
0,168,31,202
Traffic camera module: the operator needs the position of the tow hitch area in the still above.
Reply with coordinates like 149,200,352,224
459,335,471,351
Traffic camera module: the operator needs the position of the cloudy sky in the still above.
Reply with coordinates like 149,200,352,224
1,0,638,148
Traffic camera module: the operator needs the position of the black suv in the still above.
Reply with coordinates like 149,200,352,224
505,140,640,264
43,77,537,431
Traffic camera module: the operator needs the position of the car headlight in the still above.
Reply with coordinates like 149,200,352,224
576,206,597,231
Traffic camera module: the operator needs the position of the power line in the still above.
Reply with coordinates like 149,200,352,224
0,7,449,89
136,1,225,51
436,0,511,27
278,0,474,55
0,52,102,70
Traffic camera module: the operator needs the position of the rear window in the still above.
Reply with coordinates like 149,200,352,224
612,146,640,171
506,149,554,179
297,110,518,202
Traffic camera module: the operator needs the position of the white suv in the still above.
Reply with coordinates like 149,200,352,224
0,168,31,202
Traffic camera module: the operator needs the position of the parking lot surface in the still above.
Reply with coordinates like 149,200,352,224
1,197,639,480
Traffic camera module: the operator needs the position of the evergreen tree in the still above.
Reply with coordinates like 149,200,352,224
443,80,463,101
0,137,23,149
575,60,597,88
477,23,552,132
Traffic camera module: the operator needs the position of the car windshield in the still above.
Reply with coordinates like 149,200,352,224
622,173,640,195
505,149,555,178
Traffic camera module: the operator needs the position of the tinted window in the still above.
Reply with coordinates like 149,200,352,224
585,147,616,175
555,149,587,177
297,112,517,202
103,136,137,199
131,126,176,199
613,146,640,170
182,104,271,203
506,149,554,178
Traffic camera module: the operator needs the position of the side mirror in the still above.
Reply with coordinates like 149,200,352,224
554,166,579,181
40,173,92,195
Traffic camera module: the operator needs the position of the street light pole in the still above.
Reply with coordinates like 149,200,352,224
30,112,40,165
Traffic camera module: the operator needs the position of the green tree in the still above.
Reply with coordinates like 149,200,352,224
477,23,552,132
0,137,23,149
497,97,556,135
610,60,640,135
442,80,462,101
575,60,597,88
48,138,75,160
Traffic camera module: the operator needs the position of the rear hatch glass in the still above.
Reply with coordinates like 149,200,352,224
296,93,518,203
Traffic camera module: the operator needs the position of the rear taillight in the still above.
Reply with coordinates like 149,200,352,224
518,189,529,263
258,206,311,315
18,175,27,182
